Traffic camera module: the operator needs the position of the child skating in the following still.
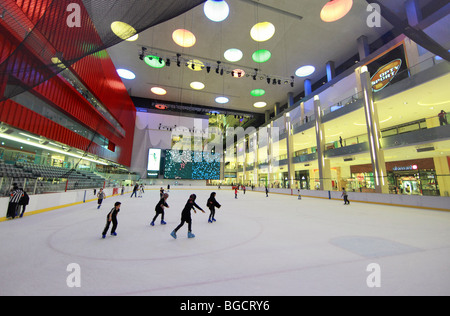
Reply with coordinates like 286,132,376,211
151,193,169,226
170,194,205,239
234,187,238,199
97,188,106,209
341,188,350,205
101,201,121,238
207,192,221,223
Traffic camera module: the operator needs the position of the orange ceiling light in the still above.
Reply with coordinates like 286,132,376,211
320,0,353,22
172,29,196,48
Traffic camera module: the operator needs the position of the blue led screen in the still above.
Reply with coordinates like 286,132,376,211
164,150,221,180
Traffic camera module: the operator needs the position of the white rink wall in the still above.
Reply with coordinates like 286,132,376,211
1,185,449,219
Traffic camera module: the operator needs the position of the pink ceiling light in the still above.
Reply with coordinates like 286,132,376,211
320,0,353,22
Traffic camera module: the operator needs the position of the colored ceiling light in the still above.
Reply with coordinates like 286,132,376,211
117,69,136,80
252,49,272,63
144,55,165,68
151,87,167,95
295,65,315,77
172,29,196,48
320,0,353,22
190,82,205,90
155,104,167,110
232,69,245,78
187,59,204,71
215,96,229,104
111,21,139,41
204,0,230,22
253,102,267,108
250,22,275,42
224,48,243,62
251,89,265,97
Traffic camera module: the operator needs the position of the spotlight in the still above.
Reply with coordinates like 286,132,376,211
191,63,195,70
206,66,211,73
252,75,257,80
139,47,147,60
267,77,271,84
272,78,277,85
231,71,235,77
278,79,281,85
177,54,181,67
166,58,171,66
159,57,163,64
290,82,294,88
220,68,224,76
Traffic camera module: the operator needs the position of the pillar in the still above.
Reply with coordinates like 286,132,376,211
326,61,336,82
434,156,450,197
304,79,312,97
360,66,389,194
265,110,270,123
314,95,332,191
285,113,295,189
357,35,370,60
287,92,294,108
274,102,281,116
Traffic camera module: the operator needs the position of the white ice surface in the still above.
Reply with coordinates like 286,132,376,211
1,188,449,296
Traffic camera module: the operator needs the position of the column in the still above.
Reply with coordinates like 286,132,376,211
265,110,271,123
251,131,258,186
434,156,450,197
287,92,294,108
326,61,336,82
314,95,332,191
357,35,370,60
304,79,312,97
360,66,389,194
274,102,281,116
300,102,305,123
404,0,423,73
285,113,295,189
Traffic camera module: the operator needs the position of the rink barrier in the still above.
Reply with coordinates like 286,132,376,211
1,186,449,221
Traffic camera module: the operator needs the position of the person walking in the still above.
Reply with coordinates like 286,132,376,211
151,193,169,226
102,202,121,238
97,188,106,209
207,192,221,223
341,188,350,205
438,110,448,126
18,189,30,218
170,194,205,239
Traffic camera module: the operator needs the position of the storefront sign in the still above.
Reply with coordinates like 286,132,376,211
392,164,418,171
370,59,402,92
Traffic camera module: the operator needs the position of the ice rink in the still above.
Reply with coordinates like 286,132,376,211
1,187,450,296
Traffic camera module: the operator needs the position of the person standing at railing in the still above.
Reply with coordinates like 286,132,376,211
438,110,448,126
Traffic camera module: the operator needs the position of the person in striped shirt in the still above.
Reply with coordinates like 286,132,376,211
7,184,23,219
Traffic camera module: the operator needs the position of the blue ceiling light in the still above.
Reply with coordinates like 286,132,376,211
117,68,136,80
295,65,315,77
204,0,230,22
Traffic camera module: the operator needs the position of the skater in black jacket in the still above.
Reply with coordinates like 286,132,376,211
171,194,205,239
207,192,221,223
102,202,121,238
151,193,169,226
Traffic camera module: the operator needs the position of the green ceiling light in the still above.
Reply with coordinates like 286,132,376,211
251,89,265,97
144,55,165,68
252,49,271,63
250,22,275,42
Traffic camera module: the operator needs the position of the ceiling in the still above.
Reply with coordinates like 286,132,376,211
106,0,402,115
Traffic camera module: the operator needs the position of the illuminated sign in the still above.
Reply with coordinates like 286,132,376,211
147,148,161,171
392,165,418,171
370,59,402,92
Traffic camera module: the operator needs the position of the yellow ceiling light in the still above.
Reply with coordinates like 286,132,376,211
190,82,205,90
250,22,275,42
172,29,196,48
151,87,167,95
254,102,267,108
111,21,139,41
187,59,204,71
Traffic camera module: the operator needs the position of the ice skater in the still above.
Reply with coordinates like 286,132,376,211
160,187,165,199
170,194,205,239
341,188,350,205
297,189,302,200
102,201,121,238
265,186,269,197
207,192,221,223
97,188,106,209
234,187,238,199
151,193,169,226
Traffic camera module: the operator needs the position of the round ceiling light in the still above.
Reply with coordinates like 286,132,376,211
111,21,139,41
253,102,267,108
117,68,136,80
232,69,245,78
224,48,243,62
320,0,353,22
215,96,229,104
204,0,230,22
155,104,167,110
295,65,315,77
172,29,196,48
190,82,205,90
187,59,204,71
252,49,272,63
151,87,167,95
144,55,165,68
250,89,266,97
250,22,275,42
